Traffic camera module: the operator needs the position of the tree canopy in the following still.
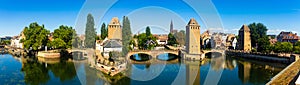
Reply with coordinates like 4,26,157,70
52,25,76,49
174,30,185,45
23,22,50,51
122,16,133,56
137,31,157,50
100,23,107,40
273,42,293,53
293,41,300,54
248,23,270,52
167,33,178,46
146,26,151,37
248,23,268,48
84,13,96,48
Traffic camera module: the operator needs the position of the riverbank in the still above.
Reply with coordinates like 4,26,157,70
226,50,298,64
267,59,300,85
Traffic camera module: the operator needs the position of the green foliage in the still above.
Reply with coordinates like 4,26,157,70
136,33,157,50
72,36,82,48
51,38,66,49
146,26,151,37
257,36,271,53
96,36,100,40
100,23,108,40
0,40,11,45
129,39,136,50
122,16,133,56
47,62,77,82
293,41,300,54
52,25,76,49
273,42,293,53
248,23,268,48
174,30,185,45
22,61,50,85
167,33,178,46
23,22,50,51
84,13,96,48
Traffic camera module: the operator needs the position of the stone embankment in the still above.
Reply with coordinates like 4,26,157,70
267,59,300,85
226,50,298,64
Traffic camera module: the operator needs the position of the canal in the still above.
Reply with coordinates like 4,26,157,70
0,53,288,85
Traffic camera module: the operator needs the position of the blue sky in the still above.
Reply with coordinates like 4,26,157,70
1,0,300,36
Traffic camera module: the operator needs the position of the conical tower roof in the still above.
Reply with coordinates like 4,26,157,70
109,17,120,25
187,18,199,25
240,24,250,31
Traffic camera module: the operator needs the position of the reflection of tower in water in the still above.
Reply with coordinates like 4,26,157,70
185,61,201,85
238,61,251,83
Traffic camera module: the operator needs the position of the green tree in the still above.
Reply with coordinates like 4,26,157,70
0,40,10,45
248,23,268,49
274,42,293,53
167,33,178,46
174,30,185,45
146,26,151,37
100,23,108,40
129,39,136,50
257,36,271,53
51,38,66,49
52,25,76,49
137,33,157,50
72,36,82,48
122,16,133,56
294,41,300,54
23,22,50,51
84,14,96,48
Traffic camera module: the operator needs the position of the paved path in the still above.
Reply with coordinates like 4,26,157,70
267,59,300,85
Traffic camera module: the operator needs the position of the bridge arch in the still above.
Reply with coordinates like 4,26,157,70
156,53,180,61
129,53,152,61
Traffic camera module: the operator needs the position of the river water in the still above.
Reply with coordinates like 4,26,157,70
0,53,287,85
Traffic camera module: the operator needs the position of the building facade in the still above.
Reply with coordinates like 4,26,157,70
277,31,299,44
237,24,251,51
108,17,122,40
185,18,201,54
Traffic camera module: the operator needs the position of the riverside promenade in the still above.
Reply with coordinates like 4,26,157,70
267,58,300,85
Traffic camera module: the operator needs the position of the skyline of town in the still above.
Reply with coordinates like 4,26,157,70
1,0,300,36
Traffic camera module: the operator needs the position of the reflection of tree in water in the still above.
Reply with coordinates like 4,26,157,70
97,72,130,85
47,61,77,82
237,61,282,84
21,60,50,85
209,53,225,71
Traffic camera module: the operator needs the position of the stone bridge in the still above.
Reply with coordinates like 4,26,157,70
126,50,179,64
202,49,225,55
126,50,179,58
198,49,226,60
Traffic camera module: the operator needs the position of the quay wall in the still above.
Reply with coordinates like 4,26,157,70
226,50,298,64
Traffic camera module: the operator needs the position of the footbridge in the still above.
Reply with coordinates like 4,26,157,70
126,50,180,64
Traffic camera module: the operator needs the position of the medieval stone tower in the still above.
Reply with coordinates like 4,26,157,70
237,24,251,51
108,17,122,40
186,18,201,54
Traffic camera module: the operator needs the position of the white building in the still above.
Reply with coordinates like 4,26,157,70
96,38,109,53
10,36,23,48
102,40,122,57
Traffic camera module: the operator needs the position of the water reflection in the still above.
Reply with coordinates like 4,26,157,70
130,54,151,61
157,53,178,61
0,52,288,85
21,58,78,85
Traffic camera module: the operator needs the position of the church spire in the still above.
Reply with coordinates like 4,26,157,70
170,20,173,33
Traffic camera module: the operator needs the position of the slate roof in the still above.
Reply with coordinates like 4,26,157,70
103,40,122,48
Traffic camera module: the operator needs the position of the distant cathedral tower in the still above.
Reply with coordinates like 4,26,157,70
108,17,122,40
170,20,173,33
186,18,201,54
237,24,251,51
